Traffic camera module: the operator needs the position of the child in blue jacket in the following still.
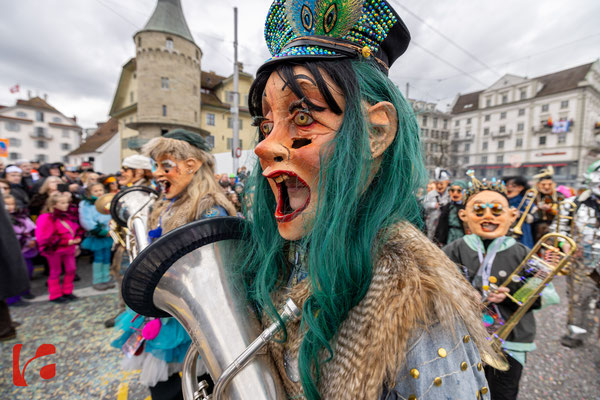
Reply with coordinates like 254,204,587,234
79,183,114,290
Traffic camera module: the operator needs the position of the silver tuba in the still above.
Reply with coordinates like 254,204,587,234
121,217,299,400
110,186,158,260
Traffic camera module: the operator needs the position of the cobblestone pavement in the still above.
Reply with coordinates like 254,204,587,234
519,276,600,400
1,258,598,399
0,258,149,400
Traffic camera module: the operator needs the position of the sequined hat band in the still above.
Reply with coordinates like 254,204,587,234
281,35,389,71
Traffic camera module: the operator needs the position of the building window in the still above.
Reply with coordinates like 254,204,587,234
161,77,169,89
195,50,200,59
62,130,69,138
422,116,427,127
517,123,524,132
498,140,504,149
516,138,523,148
501,94,508,104
541,104,549,112
520,89,527,100
464,143,470,152
499,125,506,133
560,100,569,109
9,152,21,160
482,141,488,150
466,118,471,125
226,91,239,104
422,129,428,138
130,92,134,102
52,117,61,123
462,156,469,164
60,143,70,151
138,37,142,47
5,122,20,131
206,113,215,126
433,117,438,128
443,119,448,129
558,133,566,144
36,111,44,122
482,127,489,136
16,111,27,118
466,130,471,136
193,85,198,96
452,144,458,152
9,138,21,147
539,136,546,145
486,98,491,107
194,111,198,122
227,117,243,129
226,138,244,150
205,135,214,149
497,155,504,163
162,105,167,116
518,108,525,116
453,131,459,139
500,112,506,119
36,140,47,149
35,126,46,137
484,114,490,122
166,38,174,49
36,154,47,162
482,155,488,163
455,120,459,127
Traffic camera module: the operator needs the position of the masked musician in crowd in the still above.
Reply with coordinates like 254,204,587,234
443,172,562,400
118,155,154,188
112,129,236,400
236,1,497,399
424,167,451,240
103,155,155,328
555,159,600,348
504,176,537,249
434,179,467,246
532,166,564,242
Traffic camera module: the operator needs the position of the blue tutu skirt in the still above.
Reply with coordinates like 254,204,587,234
81,236,113,251
111,308,191,365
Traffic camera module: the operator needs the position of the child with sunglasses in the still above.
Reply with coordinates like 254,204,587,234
442,174,540,400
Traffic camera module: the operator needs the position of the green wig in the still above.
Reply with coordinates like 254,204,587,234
239,58,426,399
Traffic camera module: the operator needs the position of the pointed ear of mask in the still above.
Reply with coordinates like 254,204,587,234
367,101,398,159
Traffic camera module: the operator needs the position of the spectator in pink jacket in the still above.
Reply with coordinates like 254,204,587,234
35,192,82,303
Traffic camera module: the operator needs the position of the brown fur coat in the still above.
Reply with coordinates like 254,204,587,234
268,221,494,399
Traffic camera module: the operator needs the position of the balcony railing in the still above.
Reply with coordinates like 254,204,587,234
492,130,512,139
452,134,474,142
30,131,53,140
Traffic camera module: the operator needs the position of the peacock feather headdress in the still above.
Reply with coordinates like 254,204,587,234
260,0,410,74
463,170,507,203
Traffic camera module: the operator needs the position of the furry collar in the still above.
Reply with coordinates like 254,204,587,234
268,222,493,399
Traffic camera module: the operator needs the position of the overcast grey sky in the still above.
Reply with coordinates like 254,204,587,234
1,0,598,128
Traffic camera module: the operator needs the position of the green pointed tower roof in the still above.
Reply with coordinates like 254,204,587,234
140,0,194,43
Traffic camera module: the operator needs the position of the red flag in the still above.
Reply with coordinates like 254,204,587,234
9,84,19,93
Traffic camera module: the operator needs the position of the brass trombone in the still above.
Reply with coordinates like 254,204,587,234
511,188,538,237
483,233,576,370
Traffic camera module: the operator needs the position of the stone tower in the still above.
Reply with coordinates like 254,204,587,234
131,0,202,140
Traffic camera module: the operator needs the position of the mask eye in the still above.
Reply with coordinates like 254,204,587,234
260,120,273,136
473,204,485,217
490,203,504,216
293,111,314,127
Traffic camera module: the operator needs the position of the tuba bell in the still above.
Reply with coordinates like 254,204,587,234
110,186,158,260
122,217,299,400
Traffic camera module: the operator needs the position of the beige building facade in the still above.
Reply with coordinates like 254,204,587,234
108,0,255,161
